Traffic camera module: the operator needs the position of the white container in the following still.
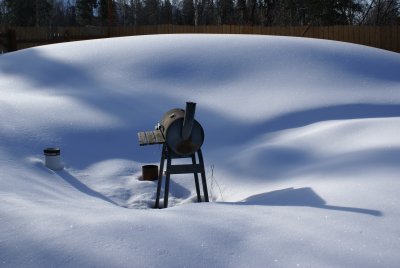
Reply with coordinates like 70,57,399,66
44,148,64,171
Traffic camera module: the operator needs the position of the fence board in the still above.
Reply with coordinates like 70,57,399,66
321,26,327,39
268,26,274,35
274,26,280,36
306,25,313,38
289,26,295,36
282,26,287,36
298,26,304,37
359,26,367,46
260,26,266,35
277,26,282,35
373,26,380,48
312,26,319,39
380,26,389,51
351,26,359,44
336,25,343,42
319,26,325,39
388,25,397,52
391,26,398,52
342,26,348,43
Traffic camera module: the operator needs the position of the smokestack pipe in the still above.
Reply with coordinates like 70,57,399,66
182,102,196,140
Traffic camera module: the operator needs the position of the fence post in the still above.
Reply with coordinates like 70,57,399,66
6,30,17,52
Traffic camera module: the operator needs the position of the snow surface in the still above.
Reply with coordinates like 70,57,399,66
1,34,400,267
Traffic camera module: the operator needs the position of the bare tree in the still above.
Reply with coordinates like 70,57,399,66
143,0,160,24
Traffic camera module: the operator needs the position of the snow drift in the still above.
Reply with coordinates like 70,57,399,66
1,34,400,267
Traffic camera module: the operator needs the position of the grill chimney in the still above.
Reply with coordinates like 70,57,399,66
182,102,196,140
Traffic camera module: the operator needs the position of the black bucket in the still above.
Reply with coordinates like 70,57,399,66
142,165,158,181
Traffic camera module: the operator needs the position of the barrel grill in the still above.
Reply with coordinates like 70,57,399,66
138,102,209,208
158,102,204,156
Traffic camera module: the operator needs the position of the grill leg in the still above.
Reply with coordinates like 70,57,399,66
155,144,166,209
163,155,172,208
191,154,202,202
197,149,209,202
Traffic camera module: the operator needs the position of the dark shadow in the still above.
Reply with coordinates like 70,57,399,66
168,179,192,199
56,169,118,206
0,49,91,88
301,147,400,175
140,51,252,87
155,175,192,200
239,187,382,216
204,103,400,149
256,103,400,134
307,44,400,83
209,146,400,184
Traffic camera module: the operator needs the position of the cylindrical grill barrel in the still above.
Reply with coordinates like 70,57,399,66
159,102,204,156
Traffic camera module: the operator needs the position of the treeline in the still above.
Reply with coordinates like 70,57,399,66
0,0,399,27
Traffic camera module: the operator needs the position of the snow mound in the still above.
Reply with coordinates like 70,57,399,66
1,34,400,267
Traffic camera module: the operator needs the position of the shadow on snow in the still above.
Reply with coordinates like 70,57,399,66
57,169,118,206
237,187,382,216
1,46,400,173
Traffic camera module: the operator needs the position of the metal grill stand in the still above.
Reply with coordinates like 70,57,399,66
155,144,209,209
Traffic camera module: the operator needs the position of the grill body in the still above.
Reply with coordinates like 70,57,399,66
159,106,204,157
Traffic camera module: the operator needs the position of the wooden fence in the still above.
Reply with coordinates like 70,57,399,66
1,24,399,53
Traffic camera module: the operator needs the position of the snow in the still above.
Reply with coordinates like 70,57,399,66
1,34,400,267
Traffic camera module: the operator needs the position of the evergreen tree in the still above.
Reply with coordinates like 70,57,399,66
301,0,363,25
65,0,77,26
174,2,185,24
98,0,109,25
132,0,146,25
116,0,131,25
259,0,278,26
161,0,173,24
182,0,195,24
143,0,160,24
216,0,234,24
5,0,34,26
76,0,97,26
0,0,7,25
4,0,52,26
199,0,215,24
50,0,67,26
235,0,247,24
246,0,258,25
124,0,137,25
